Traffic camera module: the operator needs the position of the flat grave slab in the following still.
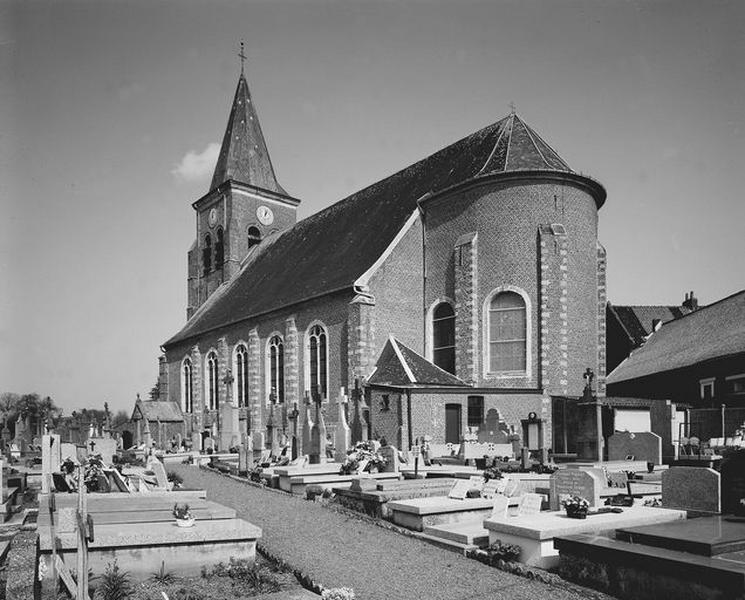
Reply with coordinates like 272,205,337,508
564,460,651,472
279,471,399,495
483,505,686,568
554,533,745,600
388,496,496,531
616,516,745,556
423,519,490,548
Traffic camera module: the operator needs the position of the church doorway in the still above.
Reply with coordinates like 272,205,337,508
122,430,133,449
445,404,461,444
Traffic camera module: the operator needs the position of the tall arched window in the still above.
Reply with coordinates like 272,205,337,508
182,358,193,413
248,226,262,249
432,303,456,374
268,335,285,403
234,344,248,407
202,234,212,275
206,351,219,410
307,324,328,399
488,291,527,373
215,227,224,267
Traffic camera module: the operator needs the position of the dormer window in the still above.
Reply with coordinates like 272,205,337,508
215,227,224,267
203,234,212,275
248,226,262,249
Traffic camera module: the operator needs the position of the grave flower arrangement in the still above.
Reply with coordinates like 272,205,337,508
172,502,195,527
562,495,590,519
338,441,387,475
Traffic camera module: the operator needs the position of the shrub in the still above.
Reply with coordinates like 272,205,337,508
322,588,356,600
94,560,133,600
149,560,176,584
487,539,521,563
167,470,184,487
209,558,283,594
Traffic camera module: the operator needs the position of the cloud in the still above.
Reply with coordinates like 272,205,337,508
171,142,220,182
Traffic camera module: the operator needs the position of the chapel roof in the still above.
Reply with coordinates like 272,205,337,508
607,290,745,384
608,304,692,347
132,399,184,422
165,110,605,348
367,336,470,388
210,73,286,195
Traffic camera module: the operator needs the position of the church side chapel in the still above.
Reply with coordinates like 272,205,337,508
158,57,608,459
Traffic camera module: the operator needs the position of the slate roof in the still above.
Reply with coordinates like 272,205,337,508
368,336,470,388
165,108,605,348
210,74,286,195
608,304,692,347
132,399,184,422
607,290,745,384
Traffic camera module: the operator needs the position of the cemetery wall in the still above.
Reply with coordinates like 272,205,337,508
422,177,601,398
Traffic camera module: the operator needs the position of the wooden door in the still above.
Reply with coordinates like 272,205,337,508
445,403,461,444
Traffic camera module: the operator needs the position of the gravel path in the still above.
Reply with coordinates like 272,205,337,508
172,465,612,600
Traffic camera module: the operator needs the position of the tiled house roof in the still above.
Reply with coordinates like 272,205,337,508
132,399,184,422
609,304,692,347
607,290,745,384
165,112,605,348
368,336,470,388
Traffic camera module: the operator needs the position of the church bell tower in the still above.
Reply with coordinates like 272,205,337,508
187,46,300,319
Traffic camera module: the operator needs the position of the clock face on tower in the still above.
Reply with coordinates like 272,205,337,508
256,205,274,226
208,208,218,228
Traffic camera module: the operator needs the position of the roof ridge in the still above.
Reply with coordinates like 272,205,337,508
476,117,509,176
503,114,515,170
389,336,416,383
517,114,550,168
518,115,572,171
659,289,745,324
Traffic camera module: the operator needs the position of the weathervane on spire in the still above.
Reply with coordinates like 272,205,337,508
509,101,517,115
238,41,247,75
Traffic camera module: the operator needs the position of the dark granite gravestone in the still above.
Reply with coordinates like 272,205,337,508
477,409,510,444
721,451,745,514
550,468,604,510
662,467,721,514
608,431,662,465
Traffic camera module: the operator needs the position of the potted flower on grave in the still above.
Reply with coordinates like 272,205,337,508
561,495,590,519
338,441,388,475
172,502,195,527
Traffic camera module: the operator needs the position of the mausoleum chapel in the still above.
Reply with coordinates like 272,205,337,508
158,67,608,454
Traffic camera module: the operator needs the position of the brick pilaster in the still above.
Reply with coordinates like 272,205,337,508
596,242,607,397
285,316,300,405
191,346,203,417
248,328,262,433
347,294,376,389
218,337,230,408
454,232,478,384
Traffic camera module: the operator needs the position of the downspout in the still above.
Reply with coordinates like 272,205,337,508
406,388,413,451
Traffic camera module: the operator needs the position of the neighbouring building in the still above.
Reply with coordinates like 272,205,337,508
607,289,745,408
605,293,696,373
158,64,608,453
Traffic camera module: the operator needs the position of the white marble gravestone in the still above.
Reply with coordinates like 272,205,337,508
41,434,61,494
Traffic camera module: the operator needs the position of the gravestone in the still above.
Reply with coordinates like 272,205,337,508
334,389,352,462
503,479,520,497
350,476,377,492
94,438,117,465
477,409,510,444
662,467,721,513
0,460,4,497
301,398,313,456
149,458,169,489
191,431,202,453
482,480,500,499
549,468,604,510
521,447,531,470
175,433,183,449
519,493,543,516
721,451,745,514
60,443,77,462
379,443,400,473
204,437,216,453
253,431,265,451
491,496,510,519
448,480,471,500
608,431,662,465
41,434,61,493
607,471,629,489
220,404,240,451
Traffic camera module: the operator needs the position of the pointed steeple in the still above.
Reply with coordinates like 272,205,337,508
210,72,285,194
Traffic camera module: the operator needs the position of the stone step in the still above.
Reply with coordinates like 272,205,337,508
423,520,490,547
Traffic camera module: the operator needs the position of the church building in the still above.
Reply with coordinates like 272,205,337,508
159,66,608,453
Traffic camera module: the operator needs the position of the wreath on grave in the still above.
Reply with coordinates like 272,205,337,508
561,495,590,519
338,441,388,475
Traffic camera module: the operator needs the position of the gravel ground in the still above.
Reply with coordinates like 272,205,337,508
172,465,616,600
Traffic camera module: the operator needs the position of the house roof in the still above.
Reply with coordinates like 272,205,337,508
608,304,691,346
368,336,470,388
132,399,184,422
165,110,605,348
607,290,745,384
210,73,286,195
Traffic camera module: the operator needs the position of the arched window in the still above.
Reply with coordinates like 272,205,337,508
234,344,248,407
202,234,212,275
307,324,328,399
248,226,262,249
268,335,285,403
206,351,219,410
488,291,527,373
432,303,456,374
215,227,224,267
182,358,193,413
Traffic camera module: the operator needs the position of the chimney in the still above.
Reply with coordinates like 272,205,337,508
651,319,662,332
682,290,699,311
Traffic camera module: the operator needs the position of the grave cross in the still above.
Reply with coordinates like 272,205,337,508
238,41,247,75
583,368,594,387
223,368,234,404
88,440,95,452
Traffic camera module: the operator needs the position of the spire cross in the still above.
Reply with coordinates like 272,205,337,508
238,42,247,75
509,101,517,115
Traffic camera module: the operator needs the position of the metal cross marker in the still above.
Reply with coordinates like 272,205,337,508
238,42,247,75
583,367,595,386
88,440,95,452
509,101,516,114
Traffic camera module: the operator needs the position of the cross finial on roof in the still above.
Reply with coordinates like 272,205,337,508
509,101,516,115
238,41,247,75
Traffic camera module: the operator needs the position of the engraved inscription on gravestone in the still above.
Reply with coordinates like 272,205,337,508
490,495,510,519
448,479,472,500
549,469,603,510
519,493,543,516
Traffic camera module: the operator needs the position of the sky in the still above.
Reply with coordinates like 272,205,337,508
1,0,743,415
